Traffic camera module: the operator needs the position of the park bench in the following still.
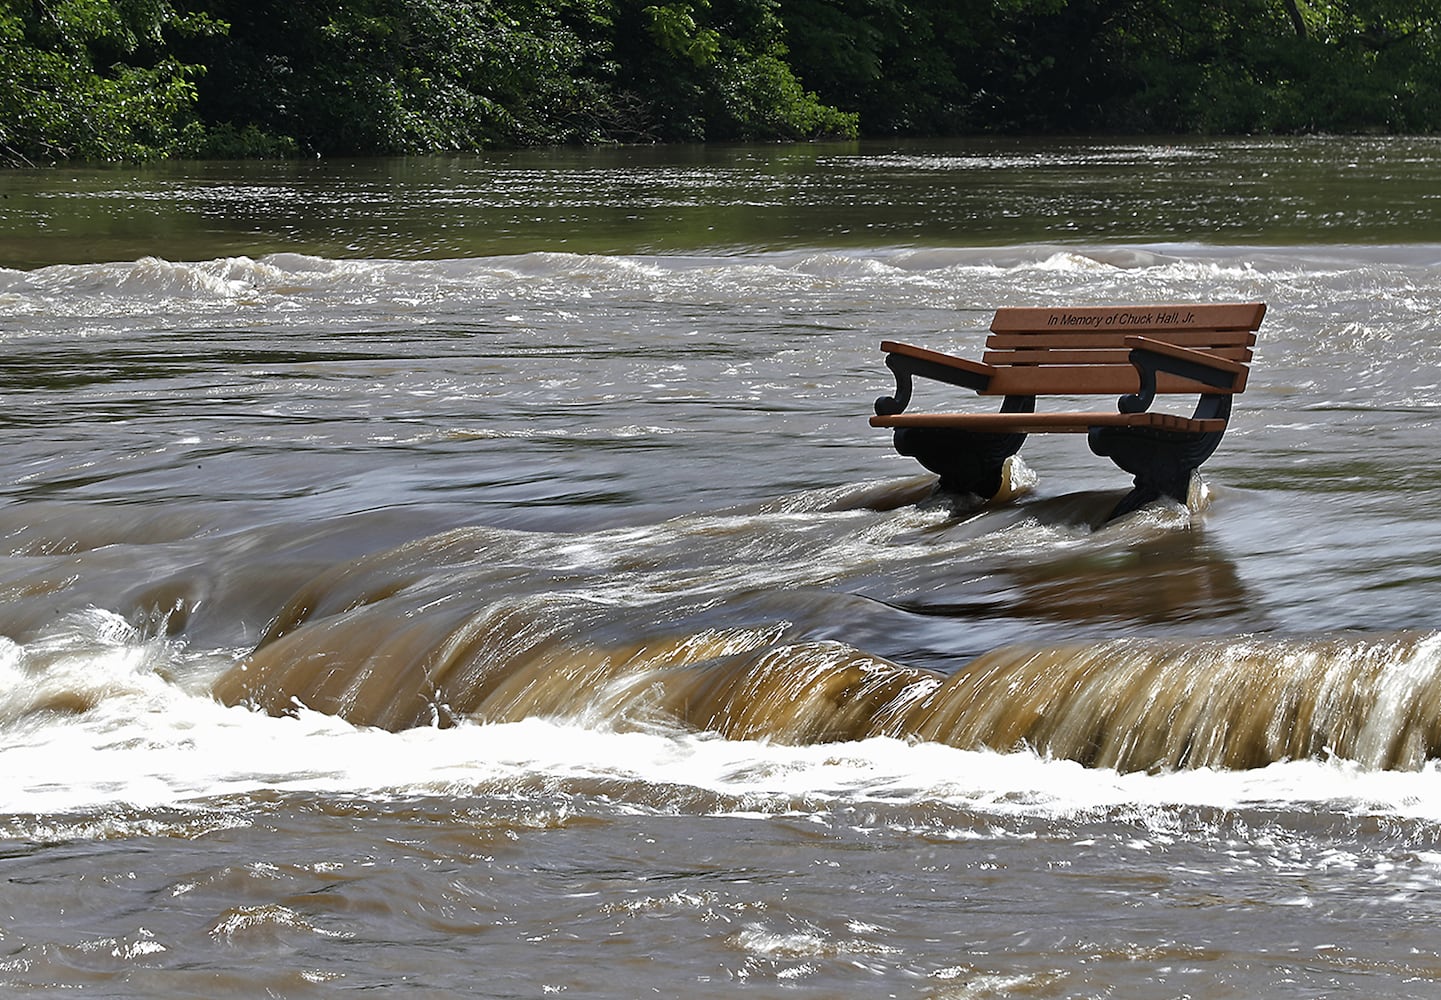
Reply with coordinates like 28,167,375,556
870,302,1266,518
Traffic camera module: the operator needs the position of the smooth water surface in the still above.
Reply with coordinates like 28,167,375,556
3,137,1441,997
9,135,1441,266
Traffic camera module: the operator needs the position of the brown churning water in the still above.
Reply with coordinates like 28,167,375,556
215,522,1441,774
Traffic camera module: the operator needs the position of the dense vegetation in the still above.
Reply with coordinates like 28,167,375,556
3,0,1441,163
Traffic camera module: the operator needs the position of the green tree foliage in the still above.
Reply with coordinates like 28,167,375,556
173,0,622,154
169,0,853,154
4,0,1441,163
614,0,858,139
776,0,1441,135
1095,0,1441,133
779,0,994,133
0,0,218,163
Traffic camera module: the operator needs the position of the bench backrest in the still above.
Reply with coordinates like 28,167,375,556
979,302,1265,397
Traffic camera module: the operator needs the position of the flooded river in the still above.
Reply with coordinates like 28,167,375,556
3,137,1441,996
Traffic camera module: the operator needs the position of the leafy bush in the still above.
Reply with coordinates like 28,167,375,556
0,0,218,163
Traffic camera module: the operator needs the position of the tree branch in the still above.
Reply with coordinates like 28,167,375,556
1280,0,1307,38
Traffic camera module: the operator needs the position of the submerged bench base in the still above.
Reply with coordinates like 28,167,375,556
889,422,1225,518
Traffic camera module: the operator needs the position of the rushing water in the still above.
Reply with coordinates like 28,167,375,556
4,136,1441,996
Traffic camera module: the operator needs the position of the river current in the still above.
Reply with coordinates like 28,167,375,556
4,137,1441,996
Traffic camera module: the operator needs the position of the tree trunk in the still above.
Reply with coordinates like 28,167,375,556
1281,0,1307,38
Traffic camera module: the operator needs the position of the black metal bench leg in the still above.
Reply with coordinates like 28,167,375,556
894,427,1027,500
1089,426,1226,519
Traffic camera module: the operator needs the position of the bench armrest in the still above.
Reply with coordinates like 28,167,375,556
1119,335,1248,414
875,341,997,415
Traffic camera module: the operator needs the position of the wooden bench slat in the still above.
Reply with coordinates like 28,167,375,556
981,367,1241,396
983,347,1253,367
870,410,1229,434
986,330,1257,350
880,341,1251,390
989,302,1266,333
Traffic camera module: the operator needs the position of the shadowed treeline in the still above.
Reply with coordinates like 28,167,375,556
5,0,1441,164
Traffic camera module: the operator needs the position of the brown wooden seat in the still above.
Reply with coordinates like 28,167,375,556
869,303,1266,517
